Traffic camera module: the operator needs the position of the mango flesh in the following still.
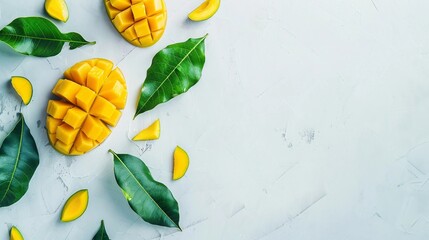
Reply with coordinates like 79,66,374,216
10,226,24,240
11,76,32,105
173,146,189,180
45,0,69,22
61,189,89,222
132,119,160,141
46,58,127,155
105,0,167,47
188,0,220,21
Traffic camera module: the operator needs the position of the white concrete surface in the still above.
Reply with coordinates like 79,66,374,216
1,0,429,239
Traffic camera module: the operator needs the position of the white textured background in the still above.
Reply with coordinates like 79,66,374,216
1,0,429,239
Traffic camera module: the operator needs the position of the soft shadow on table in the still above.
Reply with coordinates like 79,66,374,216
0,43,26,79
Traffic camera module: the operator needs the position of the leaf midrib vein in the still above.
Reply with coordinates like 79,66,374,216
112,152,179,228
0,32,89,44
0,117,23,203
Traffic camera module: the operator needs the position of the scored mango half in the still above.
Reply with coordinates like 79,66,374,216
46,58,127,155
61,189,89,222
105,0,167,47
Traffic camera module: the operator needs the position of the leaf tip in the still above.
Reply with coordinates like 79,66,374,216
108,149,115,155
133,112,139,120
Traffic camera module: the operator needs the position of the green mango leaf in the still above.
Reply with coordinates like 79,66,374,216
0,113,39,207
135,34,207,118
92,220,110,240
0,17,95,57
109,150,181,229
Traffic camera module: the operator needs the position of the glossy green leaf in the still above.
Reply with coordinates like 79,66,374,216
92,220,110,240
135,34,207,118
0,17,95,57
109,150,180,229
0,113,39,207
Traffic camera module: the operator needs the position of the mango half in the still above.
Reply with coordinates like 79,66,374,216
105,0,167,47
46,58,127,155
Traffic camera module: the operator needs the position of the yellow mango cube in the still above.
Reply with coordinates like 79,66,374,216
55,140,73,155
152,29,164,43
47,100,73,119
96,59,114,81
101,109,121,127
86,59,98,66
96,59,114,72
64,68,72,79
54,80,81,104
131,2,146,21
69,147,83,155
81,116,104,140
110,0,131,10
99,80,125,102
46,116,63,133
56,123,79,145
52,79,65,94
134,19,151,37
63,107,87,129
145,0,164,15
90,96,116,119
75,86,96,112
113,8,134,32
139,35,153,47
105,1,121,19
96,124,112,143
148,13,166,31
86,66,105,93
131,39,140,46
74,132,95,152
70,62,92,85
122,26,138,42
107,68,126,87
109,89,127,109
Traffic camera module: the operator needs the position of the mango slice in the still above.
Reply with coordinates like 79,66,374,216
61,189,89,222
132,119,160,141
46,58,128,155
11,76,32,105
10,226,24,240
188,0,220,21
45,0,69,22
173,146,189,180
105,0,167,47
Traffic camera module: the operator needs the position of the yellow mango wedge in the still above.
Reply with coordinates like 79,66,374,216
188,0,220,21
10,226,24,240
61,189,89,222
11,76,33,105
45,0,69,22
132,119,161,141
173,146,189,180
